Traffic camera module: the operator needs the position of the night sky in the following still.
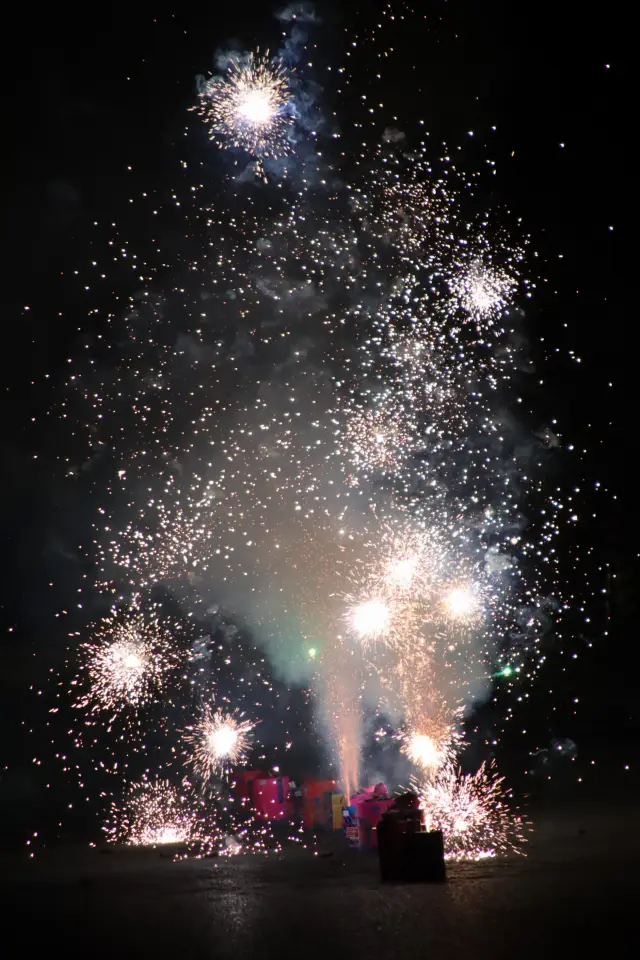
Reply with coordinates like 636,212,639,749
0,2,633,845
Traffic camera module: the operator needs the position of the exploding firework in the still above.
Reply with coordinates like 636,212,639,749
185,705,255,781
415,761,529,860
73,606,179,715
449,260,517,322
372,524,449,601
194,51,292,162
399,705,463,776
341,400,417,476
404,733,448,771
342,589,421,652
104,779,201,847
347,597,391,642
441,585,483,625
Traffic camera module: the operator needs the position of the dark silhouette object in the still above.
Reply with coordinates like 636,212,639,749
377,792,446,883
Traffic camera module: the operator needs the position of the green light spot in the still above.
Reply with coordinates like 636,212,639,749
501,665,513,677
308,647,317,659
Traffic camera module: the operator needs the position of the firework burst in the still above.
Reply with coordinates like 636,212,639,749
341,399,417,476
194,51,293,162
399,699,463,776
415,761,529,860
441,584,483,626
185,705,255,781
104,778,202,847
449,260,518,323
372,524,449,601
73,606,179,715
403,732,450,772
342,589,421,652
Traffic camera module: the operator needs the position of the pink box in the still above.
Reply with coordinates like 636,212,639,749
252,777,291,820
356,796,395,849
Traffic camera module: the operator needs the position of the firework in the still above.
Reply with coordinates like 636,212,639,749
104,779,201,847
185,705,255,781
404,733,448,771
73,606,179,715
341,399,417,476
449,260,517,322
372,524,449,601
441,585,483,625
342,588,421,652
347,597,391,642
43,3,585,860
194,51,292,161
399,704,463,776
415,761,529,860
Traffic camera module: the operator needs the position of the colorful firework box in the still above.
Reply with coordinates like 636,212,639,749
342,804,360,847
301,779,337,828
252,776,291,820
342,784,390,848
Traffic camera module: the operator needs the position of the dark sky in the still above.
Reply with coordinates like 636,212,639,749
0,1,633,831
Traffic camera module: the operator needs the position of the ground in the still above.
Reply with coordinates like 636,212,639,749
2,798,638,958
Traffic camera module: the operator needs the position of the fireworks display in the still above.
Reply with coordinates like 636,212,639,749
73,605,180,715
104,778,199,847
185,705,255,781
31,3,601,865
415,762,530,860
193,51,293,165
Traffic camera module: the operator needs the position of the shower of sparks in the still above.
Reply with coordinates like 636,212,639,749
104,779,200,847
102,481,218,590
342,587,421,653
342,401,417,475
442,586,482,624
449,260,518,322
73,606,179,715
193,51,292,161
185,705,255,781
348,597,391,642
404,733,448,771
372,524,449,601
399,704,463,776
415,762,530,860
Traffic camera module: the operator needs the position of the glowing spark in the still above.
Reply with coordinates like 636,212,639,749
186,705,254,780
405,733,446,770
104,779,197,847
450,260,517,321
443,586,481,622
74,607,178,714
349,598,391,640
193,51,292,161
415,762,529,860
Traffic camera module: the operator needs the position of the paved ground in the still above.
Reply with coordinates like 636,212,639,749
2,802,638,959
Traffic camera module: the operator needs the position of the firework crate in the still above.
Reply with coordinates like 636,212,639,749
253,776,291,820
377,808,445,883
332,793,348,829
301,779,337,828
356,796,396,849
233,769,269,803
